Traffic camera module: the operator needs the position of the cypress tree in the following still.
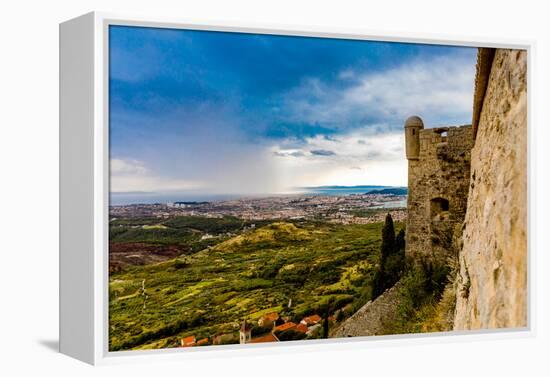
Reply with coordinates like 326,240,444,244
380,213,396,266
322,298,332,339
395,228,405,252
373,214,398,298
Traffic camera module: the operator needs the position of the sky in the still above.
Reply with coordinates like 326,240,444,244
109,25,477,202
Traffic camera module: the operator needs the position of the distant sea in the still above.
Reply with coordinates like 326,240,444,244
110,185,407,206
299,185,395,196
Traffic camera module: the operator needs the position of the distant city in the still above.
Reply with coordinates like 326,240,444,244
109,185,408,225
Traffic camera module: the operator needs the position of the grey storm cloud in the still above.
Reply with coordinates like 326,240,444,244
310,149,336,156
278,51,476,132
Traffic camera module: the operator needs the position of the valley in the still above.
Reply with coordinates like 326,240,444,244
109,207,404,350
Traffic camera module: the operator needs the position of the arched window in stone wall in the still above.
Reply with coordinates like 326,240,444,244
430,197,449,219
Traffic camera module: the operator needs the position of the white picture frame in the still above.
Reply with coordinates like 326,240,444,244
59,11,535,365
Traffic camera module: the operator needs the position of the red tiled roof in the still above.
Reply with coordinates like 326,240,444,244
274,322,297,332
301,314,322,325
196,338,209,346
295,323,308,333
181,335,196,347
250,333,279,344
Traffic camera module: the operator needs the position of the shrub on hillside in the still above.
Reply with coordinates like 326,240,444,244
386,258,451,334
174,258,189,269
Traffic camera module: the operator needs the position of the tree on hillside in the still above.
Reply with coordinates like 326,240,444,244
380,213,396,266
372,269,384,298
385,228,406,282
372,214,405,298
395,228,405,252
322,298,333,339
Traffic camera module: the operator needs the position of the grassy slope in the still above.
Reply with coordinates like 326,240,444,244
109,219,402,350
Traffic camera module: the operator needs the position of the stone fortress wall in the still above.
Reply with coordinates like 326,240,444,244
454,49,527,330
405,120,473,262
405,48,528,330
336,47,527,337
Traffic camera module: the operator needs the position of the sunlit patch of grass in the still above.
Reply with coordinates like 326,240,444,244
248,305,284,320
142,224,169,230
117,290,141,301
213,222,311,252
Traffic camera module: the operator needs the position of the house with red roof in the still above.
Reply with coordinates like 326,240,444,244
250,332,279,344
273,321,297,333
295,323,308,334
300,314,322,326
196,338,209,346
258,312,279,328
181,335,196,347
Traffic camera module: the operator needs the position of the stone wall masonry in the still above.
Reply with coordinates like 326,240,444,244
454,49,527,330
332,282,403,338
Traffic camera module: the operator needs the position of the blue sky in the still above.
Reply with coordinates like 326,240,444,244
109,25,477,200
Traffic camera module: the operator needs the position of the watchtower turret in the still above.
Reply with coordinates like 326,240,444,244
404,115,424,160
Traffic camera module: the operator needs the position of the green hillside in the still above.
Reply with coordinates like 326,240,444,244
109,219,402,351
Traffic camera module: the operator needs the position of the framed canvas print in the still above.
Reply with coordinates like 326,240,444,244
59,12,533,365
